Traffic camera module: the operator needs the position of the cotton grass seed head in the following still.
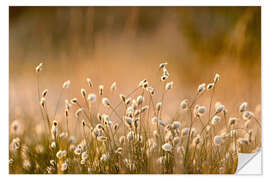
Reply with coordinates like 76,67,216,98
193,136,201,145
138,79,147,88
173,137,181,146
127,131,135,141
119,94,126,103
211,115,221,125
159,62,168,69
152,116,158,124
238,138,249,145
87,93,96,103
181,128,190,136
215,102,225,113
165,81,173,90
99,85,104,96
163,68,169,77
71,98,78,104
125,98,131,105
162,143,172,152
75,108,83,118
97,136,107,142
141,105,149,113
119,136,126,144
229,117,237,126
42,89,48,98
161,75,168,81
198,106,206,115
40,97,46,108
240,102,248,112
207,83,214,90
197,83,206,94
81,88,87,98
51,141,56,149
180,99,188,110
214,136,223,145
242,111,254,120
35,63,43,72
102,97,110,107
214,73,220,84
172,121,181,129
136,95,144,105
156,102,162,112
63,80,71,89
110,81,117,92
86,78,93,88
61,162,68,171
146,87,155,95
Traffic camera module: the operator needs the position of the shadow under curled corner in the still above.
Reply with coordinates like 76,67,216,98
236,148,262,175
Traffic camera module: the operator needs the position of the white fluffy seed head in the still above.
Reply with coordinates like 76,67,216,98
207,83,214,90
242,111,254,120
214,136,223,145
75,108,83,118
110,82,117,92
156,102,162,112
152,117,158,124
86,78,93,88
197,83,206,93
136,95,144,105
119,136,126,144
229,117,237,126
99,85,104,96
125,98,131,105
40,97,46,108
88,93,96,102
240,102,248,112
198,106,206,115
35,63,43,72
119,94,126,103
61,162,68,171
138,79,147,87
214,73,220,84
193,136,201,145
51,141,56,149
180,99,188,110
81,88,87,98
63,80,71,89
146,87,155,95
141,105,149,113
215,102,225,113
173,137,181,146
165,81,173,90
42,89,48,98
127,131,135,141
211,115,221,125
172,121,181,129
161,75,168,81
159,62,168,69
181,128,190,136
238,138,249,145
163,68,169,77
97,136,107,142
162,143,172,152
102,97,110,107
71,98,78,104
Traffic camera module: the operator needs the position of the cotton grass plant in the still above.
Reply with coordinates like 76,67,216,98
9,62,261,174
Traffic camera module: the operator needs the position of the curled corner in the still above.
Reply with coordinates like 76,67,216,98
235,148,262,174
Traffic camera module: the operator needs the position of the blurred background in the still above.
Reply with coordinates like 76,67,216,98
9,7,261,133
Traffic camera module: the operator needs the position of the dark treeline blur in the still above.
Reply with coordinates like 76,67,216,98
10,7,260,65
